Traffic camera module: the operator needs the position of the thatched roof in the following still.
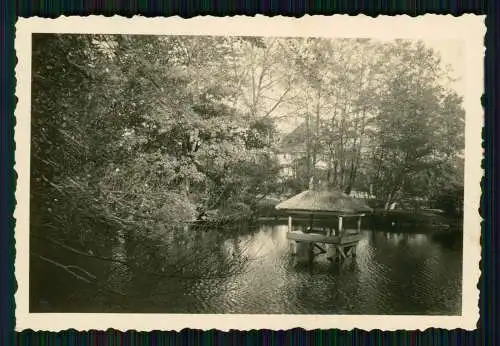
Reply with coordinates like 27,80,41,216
275,189,373,215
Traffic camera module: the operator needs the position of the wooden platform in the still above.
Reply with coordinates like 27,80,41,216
287,231,362,263
286,231,363,245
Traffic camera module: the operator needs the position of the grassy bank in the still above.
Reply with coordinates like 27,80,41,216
368,209,461,233
254,200,461,233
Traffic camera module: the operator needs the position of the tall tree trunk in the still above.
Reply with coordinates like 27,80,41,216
332,159,338,187
338,97,350,189
346,107,367,194
311,89,321,180
305,112,312,185
328,102,339,188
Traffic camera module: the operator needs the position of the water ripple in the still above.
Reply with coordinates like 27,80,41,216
33,223,463,315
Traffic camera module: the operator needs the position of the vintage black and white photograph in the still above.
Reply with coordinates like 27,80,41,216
14,15,483,331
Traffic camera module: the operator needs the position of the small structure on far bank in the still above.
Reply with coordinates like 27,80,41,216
275,183,373,263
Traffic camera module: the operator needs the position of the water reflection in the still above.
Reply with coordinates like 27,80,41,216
31,221,463,315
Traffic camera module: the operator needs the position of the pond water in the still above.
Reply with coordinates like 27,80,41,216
30,221,463,315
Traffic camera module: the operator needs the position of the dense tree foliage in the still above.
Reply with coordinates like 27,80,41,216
31,34,282,242
276,39,464,211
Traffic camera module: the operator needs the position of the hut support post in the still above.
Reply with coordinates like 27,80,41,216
288,216,292,233
338,216,343,235
357,216,362,233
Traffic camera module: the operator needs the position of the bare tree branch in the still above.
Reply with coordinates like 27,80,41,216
33,253,96,283
263,83,292,118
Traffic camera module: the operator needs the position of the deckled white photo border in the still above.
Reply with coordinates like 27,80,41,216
14,14,485,332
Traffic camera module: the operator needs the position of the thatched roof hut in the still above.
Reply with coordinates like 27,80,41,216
276,189,373,216
278,189,372,235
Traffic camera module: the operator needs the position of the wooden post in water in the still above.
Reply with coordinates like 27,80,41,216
290,239,297,255
308,242,314,262
289,214,296,254
327,243,337,260
338,216,343,236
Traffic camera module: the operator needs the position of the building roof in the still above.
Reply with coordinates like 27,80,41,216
275,188,373,215
277,118,321,153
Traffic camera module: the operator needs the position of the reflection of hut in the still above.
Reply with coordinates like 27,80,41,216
276,187,373,262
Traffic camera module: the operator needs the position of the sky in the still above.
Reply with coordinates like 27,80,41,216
425,39,466,97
